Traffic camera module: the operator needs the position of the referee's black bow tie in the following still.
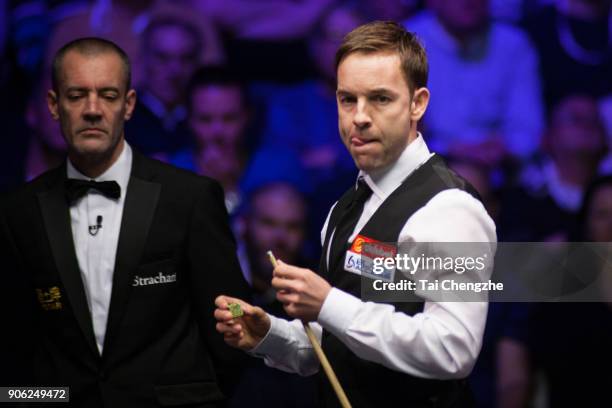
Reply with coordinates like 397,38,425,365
65,178,121,203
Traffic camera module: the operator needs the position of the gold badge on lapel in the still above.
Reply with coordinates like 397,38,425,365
36,286,63,311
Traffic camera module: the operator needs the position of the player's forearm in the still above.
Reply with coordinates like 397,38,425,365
251,314,320,376
318,288,487,379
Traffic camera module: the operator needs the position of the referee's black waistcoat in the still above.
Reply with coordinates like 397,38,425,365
318,154,480,408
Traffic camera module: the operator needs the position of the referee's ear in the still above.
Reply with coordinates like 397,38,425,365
124,89,136,121
47,89,59,121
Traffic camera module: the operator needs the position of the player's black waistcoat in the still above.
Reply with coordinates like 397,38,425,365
318,154,480,408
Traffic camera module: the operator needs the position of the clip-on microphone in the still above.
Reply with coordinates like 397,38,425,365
89,215,103,236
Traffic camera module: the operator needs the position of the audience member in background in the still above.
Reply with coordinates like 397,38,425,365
4,0,53,105
405,0,544,167
527,175,612,408
239,182,313,317
23,77,67,180
258,4,358,172
469,301,531,408
449,153,531,408
580,175,612,242
488,0,530,22
114,2,223,66
125,15,200,157
191,0,335,82
357,0,423,22
523,0,612,109
236,147,314,256
579,176,612,300
195,0,334,41
44,2,140,83
448,157,499,221
230,155,316,408
44,2,222,87
171,66,251,214
255,3,362,246
498,94,608,241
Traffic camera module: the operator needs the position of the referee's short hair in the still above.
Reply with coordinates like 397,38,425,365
52,37,131,93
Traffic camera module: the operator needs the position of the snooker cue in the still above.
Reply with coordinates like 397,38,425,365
267,250,352,408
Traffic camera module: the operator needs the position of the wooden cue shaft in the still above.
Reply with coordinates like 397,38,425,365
302,322,352,408
267,251,352,408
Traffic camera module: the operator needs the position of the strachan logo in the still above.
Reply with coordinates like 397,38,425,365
133,272,177,287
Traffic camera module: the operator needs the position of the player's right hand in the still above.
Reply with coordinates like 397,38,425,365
214,295,270,350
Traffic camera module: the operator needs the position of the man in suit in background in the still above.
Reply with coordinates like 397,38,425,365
125,15,200,157
0,37,249,407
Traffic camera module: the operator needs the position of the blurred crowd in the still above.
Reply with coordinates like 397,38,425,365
1,0,611,407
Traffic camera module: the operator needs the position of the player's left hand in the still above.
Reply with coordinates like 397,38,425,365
271,260,332,322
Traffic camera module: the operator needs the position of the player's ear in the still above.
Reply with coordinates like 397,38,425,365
410,87,430,122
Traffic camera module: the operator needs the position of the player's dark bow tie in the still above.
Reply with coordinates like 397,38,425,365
65,179,121,203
